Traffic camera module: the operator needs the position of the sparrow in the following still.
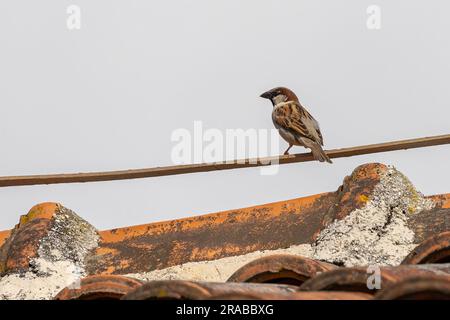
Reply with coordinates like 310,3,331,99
260,87,332,163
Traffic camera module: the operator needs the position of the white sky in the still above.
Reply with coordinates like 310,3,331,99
0,1,449,230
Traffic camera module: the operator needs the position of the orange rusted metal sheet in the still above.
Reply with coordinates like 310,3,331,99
87,163,387,275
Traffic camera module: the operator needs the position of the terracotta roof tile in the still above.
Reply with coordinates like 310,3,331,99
86,163,387,275
374,275,450,300
0,231,11,247
209,291,373,300
0,202,98,275
54,275,143,300
298,264,450,294
120,280,298,300
401,231,450,264
226,254,336,286
1,162,450,300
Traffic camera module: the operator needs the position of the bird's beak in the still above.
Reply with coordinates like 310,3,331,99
260,91,273,99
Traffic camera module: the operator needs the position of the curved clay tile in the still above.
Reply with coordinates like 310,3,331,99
407,193,450,243
121,280,298,300
374,276,450,300
227,254,337,286
54,275,143,300
196,281,298,297
0,202,99,275
0,203,64,274
209,292,267,300
299,267,392,294
121,280,212,300
402,231,450,265
210,291,372,300
299,265,450,294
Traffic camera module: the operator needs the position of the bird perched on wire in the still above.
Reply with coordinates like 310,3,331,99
260,87,332,163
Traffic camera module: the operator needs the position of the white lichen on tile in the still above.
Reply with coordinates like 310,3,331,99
37,206,99,269
0,206,99,300
311,165,435,267
0,259,82,300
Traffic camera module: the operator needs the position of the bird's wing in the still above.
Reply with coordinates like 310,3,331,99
302,107,324,146
273,102,324,145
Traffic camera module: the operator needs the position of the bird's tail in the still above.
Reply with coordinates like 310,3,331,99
310,144,333,164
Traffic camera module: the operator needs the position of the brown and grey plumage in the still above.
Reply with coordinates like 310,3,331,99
260,87,332,163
